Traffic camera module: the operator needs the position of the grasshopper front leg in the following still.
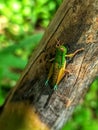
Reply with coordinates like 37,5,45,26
65,48,84,58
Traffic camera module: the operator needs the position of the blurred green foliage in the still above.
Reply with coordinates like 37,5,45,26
0,0,61,44
0,0,98,130
0,33,43,104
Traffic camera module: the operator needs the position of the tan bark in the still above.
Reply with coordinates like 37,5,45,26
0,0,98,130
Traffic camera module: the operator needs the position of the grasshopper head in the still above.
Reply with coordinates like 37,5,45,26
55,39,67,54
56,45,67,54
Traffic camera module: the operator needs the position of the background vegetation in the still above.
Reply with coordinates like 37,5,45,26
0,0,98,130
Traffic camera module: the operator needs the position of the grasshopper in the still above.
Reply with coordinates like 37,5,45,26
45,40,84,90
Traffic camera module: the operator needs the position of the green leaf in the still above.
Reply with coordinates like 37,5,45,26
0,33,43,54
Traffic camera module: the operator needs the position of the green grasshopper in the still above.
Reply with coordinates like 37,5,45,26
45,40,84,90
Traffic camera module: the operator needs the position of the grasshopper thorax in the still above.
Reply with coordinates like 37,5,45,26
54,45,67,67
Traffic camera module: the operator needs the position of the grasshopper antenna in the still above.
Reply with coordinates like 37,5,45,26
55,38,63,47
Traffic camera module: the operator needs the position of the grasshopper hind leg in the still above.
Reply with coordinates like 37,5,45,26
45,80,49,87
45,64,54,87
53,62,69,90
54,85,58,90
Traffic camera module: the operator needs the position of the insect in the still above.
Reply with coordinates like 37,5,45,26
45,40,84,90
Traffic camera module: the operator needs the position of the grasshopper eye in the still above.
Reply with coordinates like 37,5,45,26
56,43,60,48
55,38,61,48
